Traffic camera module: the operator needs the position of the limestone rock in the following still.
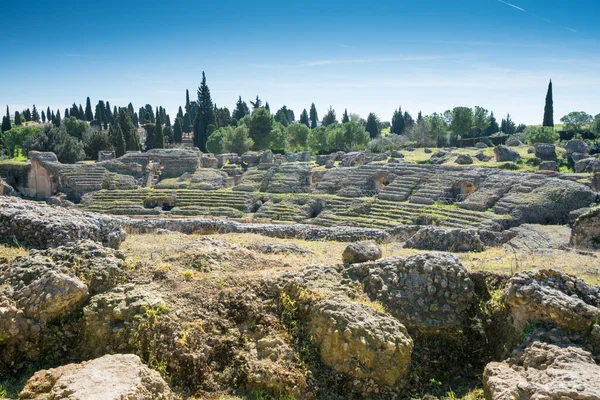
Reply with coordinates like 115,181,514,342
345,253,475,333
534,143,557,160
260,149,274,164
505,137,523,147
0,197,126,249
570,208,600,249
0,177,16,196
423,147,432,153
309,299,413,388
571,152,588,162
342,241,383,264
475,142,488,148
494,145,520,162
474,151,490,161
429,150,450,164
325,160,334,169
455,154,473,165
565,139,589,156
538,160,558,171
404,227,489,252
483,341,600,400
247,242,312,255
575,157,600,173
390,150,404,158
19,354,173,400
504,269,600,332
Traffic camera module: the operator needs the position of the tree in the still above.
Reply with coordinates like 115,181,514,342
524,126,558,145
144,124,156,150
23,108,32,122
223,125,254,154
85,97,93,121
274,108,289,126
501,114,516,135
215,106,232,127
250,96,262,109
193,72,215,152
341,121,369,150
32,105,40,123
14,111,22,126
117,108,140,151
5,106,9,119
233,96,250,121
265,102,270,112
83,130,113,160
417,111,423,123
185,89,190,113
269,122,287,151
309,103,318,129
78,105,84,120
485,112,500,135
391,107,405,135
342,109,350,124
177,106,184,120
560,111,593,133
299,109,310,127
592,114,600,138
2,116,11,132
543,80,554,127
403,111,414,131
321,106,337,127
154,115,164,149
450,107,474,139
307,126,328,154
472,106,490,137
247,107,274,150
286,124,310,151
62,117,88,139
365,113,380,139
408,119,433,147
109,122,126,157
173,117,183,143
55,110,61,127
427,113,449,147
183,113,191,133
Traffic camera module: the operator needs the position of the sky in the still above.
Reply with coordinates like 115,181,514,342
0,0,599,125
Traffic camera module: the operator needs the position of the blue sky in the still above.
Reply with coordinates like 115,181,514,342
1,0,598,125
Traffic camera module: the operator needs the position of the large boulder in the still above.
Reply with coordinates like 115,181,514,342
505,137,523,147
404,227,489,252
260,149,274,164
484,340,600,400
475,142,488,148
342,241,382,264
0,197,126,249
538,160,558,171
575,157,600,173
504,269,600,332
474,151,491,162
565,139,589,156
570,208,600,249
0,177,16,196
534,143,556,160
344,253,475,333
309,299,413,388
19,354,173,400
494,145,520,162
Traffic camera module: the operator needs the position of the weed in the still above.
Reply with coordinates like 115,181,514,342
181,269,195,281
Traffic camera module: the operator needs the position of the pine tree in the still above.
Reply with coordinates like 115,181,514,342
391,107,405,135
14,111,22,126
486,112,500,135
309,103,318,129
403,111,414,131
41,110,46,124
321,106,337,126
233,97,250,121
32,105,40,122
265,102,270,112
85,97,93,121
300,109,310,127
155,115,164,149
250,96,262,109
365,113,380,138
193,72,215,151
174,117,183,144
342,109,350,124
543,80,554,127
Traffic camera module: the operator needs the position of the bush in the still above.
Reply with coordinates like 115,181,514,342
83,131,113,160
207,125,254,155
367,134,411,153
524,126,559,145
21,125,85,163
286,124,310,152
2,126,42,157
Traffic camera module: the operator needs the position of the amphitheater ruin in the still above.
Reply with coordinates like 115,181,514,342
1,144,599,399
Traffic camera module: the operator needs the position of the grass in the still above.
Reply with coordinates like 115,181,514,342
0,243,27,261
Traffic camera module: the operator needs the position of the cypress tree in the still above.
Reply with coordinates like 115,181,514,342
5,106,9,119
391,107,405,135
342,109,350,124
155,115,164,149
78,105,84,120
265,102,270,112
117,109,140,151
1,116,11,132
185,90,190,113
300,109,310,127
174,117,183,144
177,106,184,120
41,110,46,124
365,113,380,138
309,103,318,129
55,110,61,127
183,113,191,133
14,111,22,126
32,105,40,122
70,103,78,119
65,108,70,119
23,108,32,121
110,122,126,157
105,101,112,123
193,72,215,152
543,80,554,127
113,106,118,123
47,107,52,123
85,97,93,121
165,114,171,127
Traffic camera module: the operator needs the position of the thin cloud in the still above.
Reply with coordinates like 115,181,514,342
566,27,577,33
496,0,576,33
338,44,355,49
250,55,443,69
497,0,525,13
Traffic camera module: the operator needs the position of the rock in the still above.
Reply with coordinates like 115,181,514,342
309,299,413,388
0,197,126,249
241,151,262,167
475,142,488,148
430,150,450,164
404,227,490,252
570,208,600,249
342,241,383,264
526,157,541,166
538,160,558,171
505,137,523,147
200,155,219,169
315,155,331,166
504,269,600,332
247,242,313,255
47,192,75,208
373,153,388,162
494,145,520,162
571,152,587,163
534,143,556,160
424,148,432,153
484,340,600,400
527,146,535,154
19,354,173,400
83,284,165,357
504,224,570,252
565,139,589,156
455,154,473,165
0,177,16,196
390,150,404,158
344,253,475,333
575,157,600,173
260,149,274,164
474,151,490,162
324,160,334,169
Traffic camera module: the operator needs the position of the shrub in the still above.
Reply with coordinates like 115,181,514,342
83,131,113,160
367,134,411,153
286,123,310,152
524,126,559,145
